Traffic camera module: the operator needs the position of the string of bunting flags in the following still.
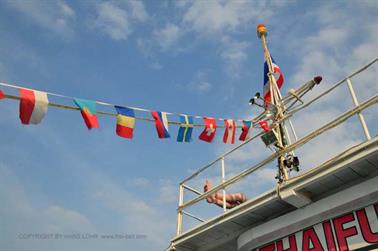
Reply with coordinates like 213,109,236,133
0,82,272,144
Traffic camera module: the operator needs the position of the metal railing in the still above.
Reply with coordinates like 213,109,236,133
175,58,378,235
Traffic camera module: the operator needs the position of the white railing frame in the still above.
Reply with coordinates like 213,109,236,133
175,58,378,236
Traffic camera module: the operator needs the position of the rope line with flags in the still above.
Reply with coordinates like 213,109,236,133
0,81,272,143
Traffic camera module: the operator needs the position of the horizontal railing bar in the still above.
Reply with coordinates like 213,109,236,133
182,184,203,196
348,57,378,79
179,95,378,210
180,130,265,184
182,210,205,222
288,57,378,115
282,57,377,107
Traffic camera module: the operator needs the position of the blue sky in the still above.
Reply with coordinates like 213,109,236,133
0,1,377,250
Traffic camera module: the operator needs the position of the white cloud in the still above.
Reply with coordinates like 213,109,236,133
218,36,250,78
58,1,75,18
305,28,348,49
186,71,213,94
136,38,163,69
182,0,271,34
0,164,96,249
174,0,193,9
132,177,150,187
127,0,148,22
292,50,343,85
196,81,212,93
3,0,76,39
154,23,181,51
92,1,148,41
157,1,286,78
138,1,290,77
292,109,362,172
158,180,177,203
45,206,93,233
93,2,131,41
0,157,174,250
92,178,174,246
290,1,378,85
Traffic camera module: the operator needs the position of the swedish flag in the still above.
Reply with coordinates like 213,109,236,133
177,115,194,142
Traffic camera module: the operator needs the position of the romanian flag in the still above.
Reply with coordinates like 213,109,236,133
19,88,49,125
263,55,284,104
199,117,217,143
239,120,253,141
74,98,99,129
177,115,193,143
115,106,135,139
223,119,236,144
151,111,170,138
0,90,5,99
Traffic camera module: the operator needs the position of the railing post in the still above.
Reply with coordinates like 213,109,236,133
221,157,227,212
176,184,184,235
346,78,371,140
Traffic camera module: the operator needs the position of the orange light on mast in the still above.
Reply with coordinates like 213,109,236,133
257,23,267,38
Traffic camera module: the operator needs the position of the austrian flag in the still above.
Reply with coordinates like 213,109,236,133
223,119,236,144
151,111,170,138
19,89,49,125
199,117,217,143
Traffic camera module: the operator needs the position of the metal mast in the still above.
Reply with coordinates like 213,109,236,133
257,23,290,182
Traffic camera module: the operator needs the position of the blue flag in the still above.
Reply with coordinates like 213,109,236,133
177,115,193,142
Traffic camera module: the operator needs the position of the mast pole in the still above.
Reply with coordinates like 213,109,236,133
257,24,289,181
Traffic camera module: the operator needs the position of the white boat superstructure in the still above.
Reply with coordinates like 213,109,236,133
167,58,378,251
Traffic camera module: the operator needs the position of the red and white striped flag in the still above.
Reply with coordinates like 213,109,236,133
223,119,236,144
19,89,49,125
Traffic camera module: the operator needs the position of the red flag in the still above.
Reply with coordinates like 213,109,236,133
223,119,236,144
0,90,5,99
259,120,271,132
239,120,252,141
199,117,217,143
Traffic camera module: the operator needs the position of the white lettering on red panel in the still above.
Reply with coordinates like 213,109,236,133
254,203,378,251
